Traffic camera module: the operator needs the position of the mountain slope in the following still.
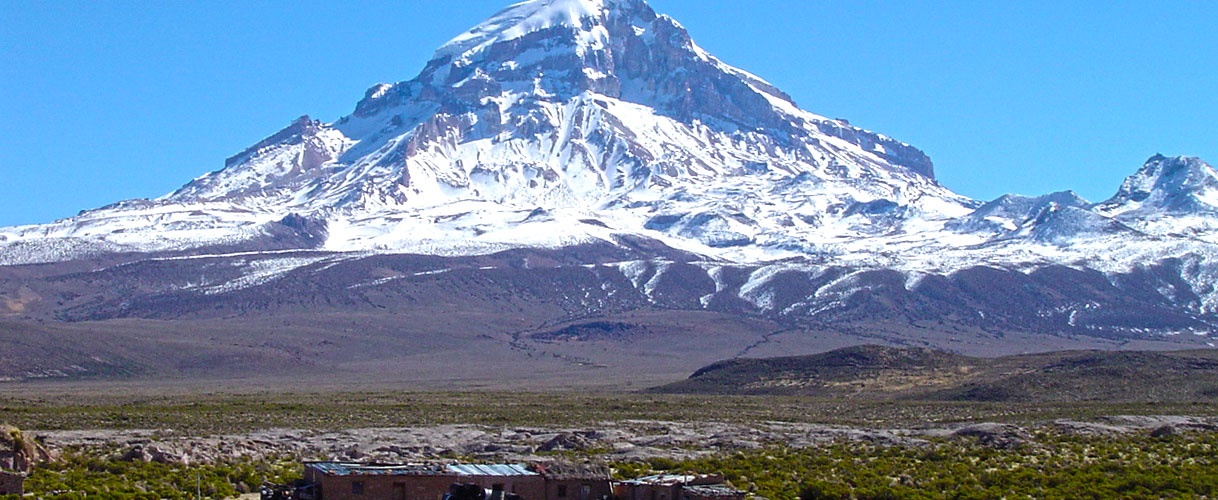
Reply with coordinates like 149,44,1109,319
1095,154,1218,241
0,0,1217,386
653,345,1218,402
3,1,1216,280
0,0,972,266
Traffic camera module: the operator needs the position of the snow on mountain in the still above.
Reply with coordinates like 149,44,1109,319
1101,155,1218,215
0,0,962,264
1,0,1218,312
167,116,354,204
949,191,1090,234
435,0,624,62
1094,155,1218,241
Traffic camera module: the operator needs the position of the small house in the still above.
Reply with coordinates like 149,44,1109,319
614,474,745,500
532,462,613,500
303,462,546,500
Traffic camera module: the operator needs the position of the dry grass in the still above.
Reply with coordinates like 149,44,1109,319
4,391,1218,435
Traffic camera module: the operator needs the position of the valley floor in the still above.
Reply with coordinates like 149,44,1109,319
7,390,1218,432
6,392,1218,499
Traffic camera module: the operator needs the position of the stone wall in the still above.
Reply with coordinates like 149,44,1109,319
0,470,23,497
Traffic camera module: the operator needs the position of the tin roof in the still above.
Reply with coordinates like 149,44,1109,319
306,462,450,476
618,474,722,487
618,475,700,486
447,464,538,477
306,462,538,478
683,485,746,497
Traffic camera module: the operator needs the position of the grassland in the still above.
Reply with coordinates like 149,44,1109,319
11,453,298,500
652,433,1218,500
5,391,1218,433
7,424,1218,500
6,390,1218,500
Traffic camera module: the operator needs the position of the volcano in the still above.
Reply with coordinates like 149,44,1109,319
1,0,1216,386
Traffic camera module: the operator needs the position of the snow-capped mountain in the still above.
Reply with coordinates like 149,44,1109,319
2,0,1218,374
0,0,976,265
1101,154,1218,216
1094,154,1218,241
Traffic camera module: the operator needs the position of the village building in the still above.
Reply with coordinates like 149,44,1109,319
0,470,23,497
614,474,746,500
301,462,612,500
531,462,613,500
0,425,41,498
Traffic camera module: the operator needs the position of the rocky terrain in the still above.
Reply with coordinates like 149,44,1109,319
24,415,1218,466
1,425,55,473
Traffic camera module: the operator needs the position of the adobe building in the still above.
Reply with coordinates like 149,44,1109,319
0,425,42,498
0,470,23,497
531,462,613,500
614,474,745,500
302,462,612,500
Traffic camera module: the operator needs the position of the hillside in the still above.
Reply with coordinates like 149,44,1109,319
653,345,1218,402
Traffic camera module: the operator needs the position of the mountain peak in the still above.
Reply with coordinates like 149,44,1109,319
183,0,948,217
0,0,971,266
434,0,655,63
1099,155,1218,216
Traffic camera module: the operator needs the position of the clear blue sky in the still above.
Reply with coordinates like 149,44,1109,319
1,1,1215,227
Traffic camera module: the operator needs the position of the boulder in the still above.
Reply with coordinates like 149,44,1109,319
951,423,1031,449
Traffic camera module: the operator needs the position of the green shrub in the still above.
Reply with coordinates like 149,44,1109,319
24,450,298,500
615,433,1218,500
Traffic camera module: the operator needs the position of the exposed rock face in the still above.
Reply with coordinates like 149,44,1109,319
1094,155,1218,239
35,416,1218,466
0,426,55,473
33,421,933,465
1101,154,1218,216
951,424,1031,449
537,432,596,452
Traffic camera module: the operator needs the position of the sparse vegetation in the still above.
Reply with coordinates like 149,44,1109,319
623,432,1218,500
11,432,1218,500
654,345,1218,403
4,391,1218,433
18,451,296,500
7,391,1218,499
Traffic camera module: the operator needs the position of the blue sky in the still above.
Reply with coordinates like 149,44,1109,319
1,0,1214,227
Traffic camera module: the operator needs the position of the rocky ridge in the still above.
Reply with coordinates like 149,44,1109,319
30,416,1218,466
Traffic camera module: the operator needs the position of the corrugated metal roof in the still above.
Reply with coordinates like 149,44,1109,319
618,474,702,486
683,485,746,497
447,464,538,477
306,462,450,476
305,462,539,478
